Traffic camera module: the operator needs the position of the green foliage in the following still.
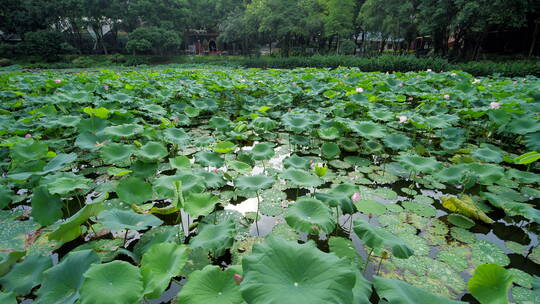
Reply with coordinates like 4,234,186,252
126,27,182,55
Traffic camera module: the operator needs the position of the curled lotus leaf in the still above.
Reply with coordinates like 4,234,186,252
441,195,493,224
353,218,413,259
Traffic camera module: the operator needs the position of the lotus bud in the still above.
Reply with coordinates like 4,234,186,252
104,85,109,90
356,87,364,93
381,251,389,259
314,163,327,177
398,116,408,123
172,116,179,122
351,192,361,202
54,79,62,84
443,94,450,100
233,274,243,284
25,133,32,138
490,101,501,109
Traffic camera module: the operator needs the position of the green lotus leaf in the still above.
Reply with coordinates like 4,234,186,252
507,168,540,184
251,117,277,131
184,105,200,117
41,153,78,174
481,192,540,224
136,142,168,161
283,154,310,170
103,124,144,137
0,292,16,304
339,138,359,152
369,110,394,121
353,218,413,259
525,132,540,151
434,164,469,184
80,261,143,304
46,174,91,195
169,155,191,169
281,169,323,188
190,219,236,256
285,197,335,234
0,187,12,209
227,160,252,173
321,142,340,159
472,147,503,163
163,128,189,145
98,209,163,231
10,139,48,162
468,264,513,304
31,186,63,226
133,226,183,259
373,276,466,304
152,175,183,202
282,114,312,133
363,139,383,153
383,134,412,150
251,142,275,161
209,116,232,130
350,121,386,138
35,250,100,304
401,201,437,217
240,236,357,304
194,170,226,189
470,239,510,267
195,151,224,168
235,175,275,192
175,173,206,194
508,268,533,289
116,177,152,205
318,127,340,140
507,117,540,134
184,192,220,218
100,143,135,164
178,265,242,304
315,191,355,214
397,154,441,173
447,213,475,229
0,254,52,295
328,236,363,267
55,115,81,127
141,242,188,299
514,151,540,165
75,132,110,151
48,197,106,243
441,195,493,224
214,141,236,154
354,199,387,215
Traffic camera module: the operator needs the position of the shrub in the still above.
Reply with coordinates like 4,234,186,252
71,56,97,68
22,30,75,61
126,27,181,55
125,56,150,66
0,58,12,67
339,40,357,55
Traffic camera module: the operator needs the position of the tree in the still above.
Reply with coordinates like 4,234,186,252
126,26,182,55
322,0,356,54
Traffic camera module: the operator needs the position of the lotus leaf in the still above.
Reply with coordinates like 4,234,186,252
468,264,513,304
46,174,91,195
195,151,224,167
133,226,183,258
214,141,236,154
350,121,386,138
354,199,387,215
283,154,311,170
35,250,100,304
141,242,188,299
318,127,340,140
447,213,475,229
100,143,135,164
321,142,340,159
281,169,323,188
507,117,540,134
383,134,412,150
285,197,335,234
235,175,275,191
184,192,220,218
397,154,441,173
178,265,242,304
136,142,168,161
103,124,143,137
190,219,236,256
116,177,152,205
251,142,275,160
98,209,163,231
31,186,63,226
373,276,466,304
49,198,106,243
0,254,52,295
353,218,413,259
163,128,189,145
240,236,357,304
440,195,494,224
80,261,143,304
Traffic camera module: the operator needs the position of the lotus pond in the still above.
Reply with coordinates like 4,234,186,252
0,67,539,304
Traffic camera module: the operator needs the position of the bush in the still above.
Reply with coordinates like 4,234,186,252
22,30,75,61
126,27,182,55
108,54,127,64
125,56,150,66
0,58,12,67
71,56,97,67
339,40,357,55
0,43,19,57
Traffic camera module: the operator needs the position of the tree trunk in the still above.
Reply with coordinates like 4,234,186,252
529,22,539,57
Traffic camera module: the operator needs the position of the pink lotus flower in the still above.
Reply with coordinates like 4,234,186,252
398,116,408,123
104,85,109,90
233,274,243,284
490,101,501,109
351,192,361,202
172,116,179,122
407,97,413,101
356,87,364,93
443,94,450,100
54,79,62,84
25,134,32,138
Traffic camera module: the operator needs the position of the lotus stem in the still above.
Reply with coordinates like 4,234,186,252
376,255,384,275
75,195,83,209
255,191,261,236
364,248,374,273
123,229,129,247
87,220,97,236
335,206,340,228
